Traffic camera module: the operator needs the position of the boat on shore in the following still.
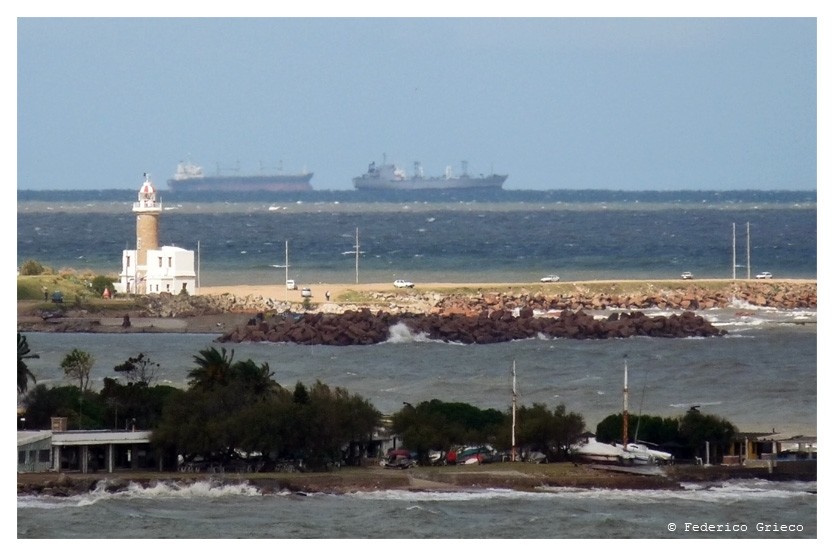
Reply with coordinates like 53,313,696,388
167,161,314,193
571,356,673,465
353,159,507,191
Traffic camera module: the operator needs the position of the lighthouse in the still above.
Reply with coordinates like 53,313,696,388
134,173,162,278
116,174,196,295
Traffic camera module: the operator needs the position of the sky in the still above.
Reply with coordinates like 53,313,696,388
14,10,822,191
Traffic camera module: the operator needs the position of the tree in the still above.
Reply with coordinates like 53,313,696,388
22,385,108,430
679,407,737,462
91,275,116,296
514,403,585,460
187,346,235,390
100,377,180,430
114,353,160,385
19,260,46,275
17,333,39,394
552,404,586,459
391,399,504,461
61,348,95,392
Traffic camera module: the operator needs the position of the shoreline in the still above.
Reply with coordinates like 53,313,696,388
17,461,816,497
17,278,817,335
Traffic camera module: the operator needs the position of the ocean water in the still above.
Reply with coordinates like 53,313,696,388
17,189,816,285
16,190,817,539
17,479,817,539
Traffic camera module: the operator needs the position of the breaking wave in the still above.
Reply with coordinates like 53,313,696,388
385,322,436,344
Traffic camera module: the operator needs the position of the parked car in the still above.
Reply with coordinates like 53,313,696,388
286,279,297,290
393,279,415,288
756,271,773,279
681,271,694,280
300,287,312,297
51,291,64,304
540,275,560,283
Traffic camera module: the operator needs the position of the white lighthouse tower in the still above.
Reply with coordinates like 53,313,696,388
116,174,195,295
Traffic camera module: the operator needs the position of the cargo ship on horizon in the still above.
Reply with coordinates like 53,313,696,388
353,159,507,191
166,161,314,193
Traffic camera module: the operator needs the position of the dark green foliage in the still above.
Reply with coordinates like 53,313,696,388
292,381,310,404
595,413,626,444
19,260,46,276
515,403,586,460
595,409,737,460
678,407,737,452
17,333,39,394
100,377,179,430
60,348,95,392
22,385,108,430
90,275,116,296
391,399,506,461
113,353,160,385
153,349,379,470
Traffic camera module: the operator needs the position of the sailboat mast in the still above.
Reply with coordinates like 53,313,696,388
622,355,629,450
355,227,360,284
284,240,289,303
732,223,737,280
511,360,517,462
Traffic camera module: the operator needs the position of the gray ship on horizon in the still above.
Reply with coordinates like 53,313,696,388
353,159,507,191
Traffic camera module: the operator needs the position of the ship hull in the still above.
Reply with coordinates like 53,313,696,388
167,173,314,193
353,175,507,191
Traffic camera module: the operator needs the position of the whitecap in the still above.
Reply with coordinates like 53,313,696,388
385,322,433,343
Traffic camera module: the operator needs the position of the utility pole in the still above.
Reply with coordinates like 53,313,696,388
622,355,629,451
511,360,517,462
275,240,290,303
343,228,363,284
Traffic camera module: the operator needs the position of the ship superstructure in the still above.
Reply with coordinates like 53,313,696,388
353,159,506,191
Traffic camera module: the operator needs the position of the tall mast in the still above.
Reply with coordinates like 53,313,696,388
285,240,289,303
622,355,629,450
746,222,751,280
511,360,517,462
355,228,360,284
197,240,201,294
732,223,737,280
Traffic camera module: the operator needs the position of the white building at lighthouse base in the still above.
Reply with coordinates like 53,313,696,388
115,245,196,295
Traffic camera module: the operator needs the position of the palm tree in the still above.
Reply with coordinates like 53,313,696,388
187,346,236,390
17,333,39,394
232,359,277,400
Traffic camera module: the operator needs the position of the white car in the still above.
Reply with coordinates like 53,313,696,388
540,275,560,283
756,271,773,279
393,279,415,288
300,287,312,297
681,271,693,280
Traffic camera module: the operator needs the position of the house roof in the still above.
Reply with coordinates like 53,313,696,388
51,430,152,446
17,430,52,447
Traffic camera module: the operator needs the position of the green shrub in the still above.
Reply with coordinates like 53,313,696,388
91,275,116,296
19,260,46,276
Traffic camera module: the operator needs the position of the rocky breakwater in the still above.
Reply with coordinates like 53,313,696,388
217,308,725,346
433,281,816,316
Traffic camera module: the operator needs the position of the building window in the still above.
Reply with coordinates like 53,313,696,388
158,257,163,267
166,283,170,292
168,257,173,267
38,449,51,463
126,255,131,268
18,451,26,464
